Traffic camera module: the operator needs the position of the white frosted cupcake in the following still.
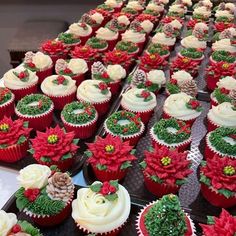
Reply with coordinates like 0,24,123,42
181,35,207,50
212,39,236,54
121,30,146,50
168,4,186,18
3,67,38,101
163,92,203,125
192,6,211,21
146,3,165,13
41,75,76,110
77,80,112,116
152,32,176,49
121,88,157,124
126,1,144,11
207,102,236,131
72,181,131,235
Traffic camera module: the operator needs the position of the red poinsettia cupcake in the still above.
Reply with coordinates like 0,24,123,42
0,87,15,119
0,117,31,163
86,134,136,182
200,155,236,208
40,39,69,65
200,209,236,235
140,145,192,197
29,125,79,171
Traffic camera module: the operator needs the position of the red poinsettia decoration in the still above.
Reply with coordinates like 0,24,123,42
113,12,133,20
200,209,236,236
93,8,112,18
87,134,136,171
187,19,200,29
24,188,40,202
220,87,230,94
139,53,167,72
0,117,31,147
136,14,156,23
161,16,183,25
30,125,79,162
142,145,192,185
214,22,235,32
103,50,133,68
201,155,236,192
40,40,68,56
70,45,99,62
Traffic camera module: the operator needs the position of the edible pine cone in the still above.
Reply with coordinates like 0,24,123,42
131,69,147,87
24,51,35,63
46,172,74,203
229,90,236,104
55,59,67,73
180,80,198,97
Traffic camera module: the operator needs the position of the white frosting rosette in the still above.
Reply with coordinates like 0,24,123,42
68,23,92,37
105,0,122,8
67,58,88,75
170,19,182,29
77,80,111,103
17,164,51,190
71,182,131,234
201,0,213,8
215,10,234,19
122,30,146,43
169,4,186,14
147,70,166,86
117,15,130,26
163,92,202,120
107,65,126,82
159,0,169,4
146,3,164,12
194,22,209,32
225,3,236,13
216,76,236,90
181,35,207,49
90,12,104,24
208,102,236,128
181,0,192,7
3,68,38,90
212,39,236,53
96,27,119,41
121,88,157,112
41,75,77,97
126,1,144,11
0,211,17,236
140,20,154,34
193,6,211,18
31,52,52,70
172,70,193,86
152,32,176,46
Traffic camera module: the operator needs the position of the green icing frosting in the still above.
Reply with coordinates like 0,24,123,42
144,194,187,236
97,4,113,11
167,11,184,18
86,37,108,49
180,48,203,59
214,88,232,104
18,220,42,236
153,118,191,144
212,32,220,42
0,88,12,105
116,41,138,53
62,101,96,125
192,13,208,21
58,32,81,45
216,16,233,23
93,73,113,83
209,127,236,156
136,83,160,93
16,94,52,116
147,44,169,56
211,51,236,63
143,9,160,16
121,7,138,14
166,83,181,94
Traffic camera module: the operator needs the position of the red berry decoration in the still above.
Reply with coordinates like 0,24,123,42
28,62,36,68
170,79,178,85
19,72,26,79
63,68,73,74
11,224,22,233
141,90,151,99
101,72,109,79
190,100,200,109
98,82,107,90
220,87,230,94
57,75,66,84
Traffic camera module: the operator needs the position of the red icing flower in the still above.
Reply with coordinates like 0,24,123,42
103,50,133,68
141,90,151,99
87,134,136,171
113,12,133,20
24,188,40,202
31,125,79,162
145,80,153,87
189,99,200,109
93,8,111,18
11,224,22,234
214,22,235,32
161,16,183,25
40,40,68,56
143,145,192,185
220,87,230,94
27,62,36,68
19,72,27,79
57,75,66,84
99,181,117,195
98,82,108,91
187,19,199,29
70,45,99,61
63,68,73,74
136,14,156,23
101,72,109,79
200,155,236,192
200,209,236,236
0,117,31,147
170,78,177,85
171,56,199,74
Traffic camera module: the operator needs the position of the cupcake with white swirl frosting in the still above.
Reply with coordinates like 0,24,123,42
41,75,77,110
72,180,131,235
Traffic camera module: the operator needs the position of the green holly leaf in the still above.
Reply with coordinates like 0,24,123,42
23,121,29,128
72,139,79,145
176,179,186,186
17,135,27,145
151,175,162,183
218,189,234,198
130,149,136,155
207,216,215,225
0,144,8,149
166,83,180,94
61,152,72,160
201,161,207,167
28,148,35,155
105,193,118,201
199,173,210,186
120,161,132,170
40,157,51,163
15,188,29,211
148,146,154,152
96,164,107,170
90,183,102,193
140,161,147,169
110,180,119,189
85,150,93,157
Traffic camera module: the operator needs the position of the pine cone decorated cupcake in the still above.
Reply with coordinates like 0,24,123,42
80,12,104,33
0,87,15,119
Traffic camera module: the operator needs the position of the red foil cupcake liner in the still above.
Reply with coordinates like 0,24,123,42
10,83,38,101
109,81,121,95
0,140,29,163
207,117,220,132
91,164,128,182
201,183,236,208
0,95,15,119
107,39,118,51
80,32,94,45
206,75,218,91
144,174,180,197
72,74,86,87
36,66,54,84
210,97,218,107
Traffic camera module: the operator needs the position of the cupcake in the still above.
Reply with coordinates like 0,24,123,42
140,145,192,197
72,181,131,235
106,17,130,36
145,2,164,16
80,12,104,33
181,35,207,51
15,164,74,226
15,94,54,130
57,32,81,51
121,88,157,124
0,117,31,163
212,27,236,42
150,118,192,151
163,92,203,126
210,76,236,106
212,38,236,54
178,48,204,63
86,134,136,181
126,0,144,13
166,70,198,97
146,43,170,60
23,51,53,84
115,40,139,57
200,209,236,235
130,69,166,94
76,80,111,116
187,22,209,41
3,68,38,101
29,125,79,171
156,20,182,38
129,19,154,36
96,4,115,15
61,101,98,139
136,194,195,236
167,4,186,18
205,127,236,160
200,155,236,208
40,39,68,64
92,61,126,95
104,110,145,146
121,7,139,20
0,210,42,236
215,10,234,24
41,75,76,110
193,0,212,10
86,37,109,52
104,0,124,12
0,87,15,119
55,58,88,86
67,22,93,45
192,6,211,21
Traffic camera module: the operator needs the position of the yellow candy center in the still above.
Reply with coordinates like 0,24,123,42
161,156,171,166
105,144,115,153
47,134,58,144
0,123,9,131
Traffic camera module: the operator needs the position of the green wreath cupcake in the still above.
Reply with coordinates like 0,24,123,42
115,40,139,56
58,32,81,49
61,101,98,139
178,47,204,63
0,87,15,119
150,118,192,152
104,110,144,146
16,164,74,226
209,50,236,64
205,127,236,159
86,37,109,52
146,43,170,60
15,94,54,131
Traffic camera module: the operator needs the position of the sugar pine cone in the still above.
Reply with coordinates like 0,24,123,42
55,59,67,73
92,61,107,75
131,69,146,86
46,172,74,203
180,80,198,97
24,51,35,63
219,29,232,40
229,90,236,103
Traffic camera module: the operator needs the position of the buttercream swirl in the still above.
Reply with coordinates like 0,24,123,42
212,39,236,53
0,210,17,236
169,4,186,14
172,70,193,85
216,76,236,90
225,3,236,12
68,23,92,37
117,15,130,26
208,102,236,127
146,3,164,12
181,35,207,49
147,70,166,85
104,0,121,7
193,6,211,17
122,30,146,43
67,58,88,74
96,27,119,40
31,52,52,70
71,182,131,233
170,19,182,29
90,13,104,24
126,1,144,10
215,10,234,19
140,20,154,33
152,32,176,46
107,65,126,81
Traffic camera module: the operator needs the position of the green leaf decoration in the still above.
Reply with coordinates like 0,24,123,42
23,122,29,128
18,220,42,236
214,88,232,104
90,183,102,193
86,37,108,49
166,83,181,94
85,150,93,157
201,160,207,167
72,139,79,145
96,164,107,170
199,173,211,186
176,179,186,186
150,175,163,183
15,188,30,211
0,144,8,149
211,50,235,63
148,146,154,152
207,216,215,225
116,41,138,53
58,32,81,44
0,89,12,105
17,135,27,145
130,149,136,155
110,180,119,190
218,189,234,198
105,193,118,201
93,73,112,83
40,157,52,163
140,161,147,169
120,161,132,170
28,148,35,155
180,48,203,59
61,152,72,160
